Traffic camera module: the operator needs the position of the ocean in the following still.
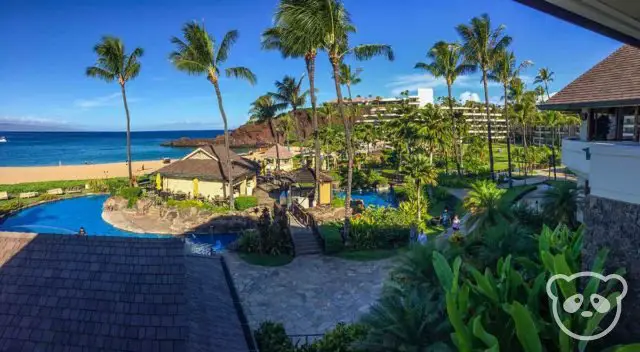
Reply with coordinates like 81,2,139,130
0,130,224,167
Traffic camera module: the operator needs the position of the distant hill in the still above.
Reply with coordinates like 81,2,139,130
0,122,78,132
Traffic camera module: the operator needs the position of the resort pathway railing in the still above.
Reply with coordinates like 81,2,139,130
290,200,326,253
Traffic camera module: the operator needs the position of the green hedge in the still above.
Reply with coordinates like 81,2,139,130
0,180,86,194
319,222,344,254
234,196,258,211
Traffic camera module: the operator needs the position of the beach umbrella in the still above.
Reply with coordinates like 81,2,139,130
155,173,162,190
193,178,199,197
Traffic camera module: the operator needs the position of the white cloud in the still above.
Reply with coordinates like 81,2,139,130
459,91,481,103
387,73,498,96
74,93,139,109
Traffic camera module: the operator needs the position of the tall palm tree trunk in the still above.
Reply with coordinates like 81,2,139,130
213,81,235,210
482,70,495,181
331,57,353,238
545,83,550,101
268,118,281,171
120,84,134,186
305,53,321,207
503,84,513,188
447,84,462,176
416,180,422,224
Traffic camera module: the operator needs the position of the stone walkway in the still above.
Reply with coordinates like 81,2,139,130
225,253,394,335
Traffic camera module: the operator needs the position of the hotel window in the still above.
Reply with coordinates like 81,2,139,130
621,107,637,141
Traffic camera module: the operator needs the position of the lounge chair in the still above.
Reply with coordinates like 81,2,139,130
47,188,64,195
66,186,83,194
19,192,38,199
0,191,8,201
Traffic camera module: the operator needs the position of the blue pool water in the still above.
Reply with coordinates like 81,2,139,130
0,195,238,248
336,190,397,208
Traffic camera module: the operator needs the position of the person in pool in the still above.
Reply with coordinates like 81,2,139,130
77,227,87,236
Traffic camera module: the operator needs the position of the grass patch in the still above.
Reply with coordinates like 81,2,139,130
429,194,465,218
319,222,343,254
545,180,577,188
332,247,407,261
500,185,537,206
238,253,294,267
0,179,88,194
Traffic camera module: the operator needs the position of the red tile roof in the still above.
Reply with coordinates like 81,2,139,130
263,145,293,159
541,45,640,109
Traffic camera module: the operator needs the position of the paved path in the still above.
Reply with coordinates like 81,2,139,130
225,253,393,335
500,176,547,188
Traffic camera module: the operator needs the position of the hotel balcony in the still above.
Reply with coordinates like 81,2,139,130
562,138,640,204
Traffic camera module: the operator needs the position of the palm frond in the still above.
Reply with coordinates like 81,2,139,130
216,30,238,64
352,44,394,61
85,66,116,82
225,66,257,85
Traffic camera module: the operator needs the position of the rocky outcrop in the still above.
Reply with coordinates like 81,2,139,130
162,110,339,148
103,196,261,235
583,195,640,343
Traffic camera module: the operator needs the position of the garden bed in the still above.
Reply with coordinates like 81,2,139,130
238,253,293,267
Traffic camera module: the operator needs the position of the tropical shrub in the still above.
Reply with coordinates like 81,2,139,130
312,323,368,352
463,180,509,235
235,196,258,211
349,207,411,250
87,179,109,193
341,168,389,190
118,186,142,208
236,229,261,253
237,207,293,256
106,178,129,195
542,181,580,229
330,197,345,209
0,199,25,214
319,222,343,254
166,199,228,213
359,286,451,351
432,225,627,351
39,194,61,201
255,321,294,352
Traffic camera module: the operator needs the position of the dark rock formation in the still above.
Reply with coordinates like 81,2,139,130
162,110,339,148
583,195,640,343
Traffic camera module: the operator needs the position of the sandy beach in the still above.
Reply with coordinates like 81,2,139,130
0,160,168,184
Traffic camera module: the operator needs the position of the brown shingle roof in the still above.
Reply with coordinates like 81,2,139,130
263,145,293,159
541,45,640,110
157,145,258,182
0,233,250,351
285,168,333,184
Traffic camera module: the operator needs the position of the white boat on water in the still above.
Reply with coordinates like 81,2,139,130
0,137,6,143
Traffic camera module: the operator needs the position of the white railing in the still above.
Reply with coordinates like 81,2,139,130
563,138,640,204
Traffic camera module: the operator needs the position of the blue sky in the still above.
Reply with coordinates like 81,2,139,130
0,0,621,131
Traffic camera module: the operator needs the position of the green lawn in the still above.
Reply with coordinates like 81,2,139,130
238,253,294,267
545,180,577,188
0,179,88,194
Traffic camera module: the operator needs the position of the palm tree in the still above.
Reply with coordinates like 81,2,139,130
463,180,508,235
263,3,324,206
542,182,580,229
86,37,143,186
338,63,362,100
270,74,308,113
534,67,555,100
401,154,438,226
170,23,256,210
249,95,286,170
489,50,532,187
278,0,394,238
415,41,473,176
457,14,512,181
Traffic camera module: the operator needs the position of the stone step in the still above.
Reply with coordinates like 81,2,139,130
296,248,322,255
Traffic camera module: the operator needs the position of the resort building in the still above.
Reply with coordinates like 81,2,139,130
540,44,640,339
531,125,577,146
259,144,294,172
284,168,333,208
333,88,434,123
451,105,508,141
155,145,258,199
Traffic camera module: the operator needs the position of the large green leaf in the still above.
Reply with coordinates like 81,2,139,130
445,292,472,352
433,251,453,292
469,267,499,304
552,254,576,299
508,302,542,352
600,344,640,352
472,316,499,351
578,292,622,352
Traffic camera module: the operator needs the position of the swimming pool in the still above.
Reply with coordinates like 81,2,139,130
336,189,398,208
0,195,238,249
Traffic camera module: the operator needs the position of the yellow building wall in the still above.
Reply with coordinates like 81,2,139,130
319,182,332,205
162,175,255,198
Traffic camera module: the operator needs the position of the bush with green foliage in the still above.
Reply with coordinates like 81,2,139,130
349,207,411,250
330,196,345,209
236,207,293,256
118,186,142,208
341,168,389,190
0,199,25,214
0,179,87,194
319,222,343,254
235,196,258,211
166,199,228,213
255,321,294,352
39,194,61,201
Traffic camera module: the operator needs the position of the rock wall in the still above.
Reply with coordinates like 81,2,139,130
583,195,640,342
